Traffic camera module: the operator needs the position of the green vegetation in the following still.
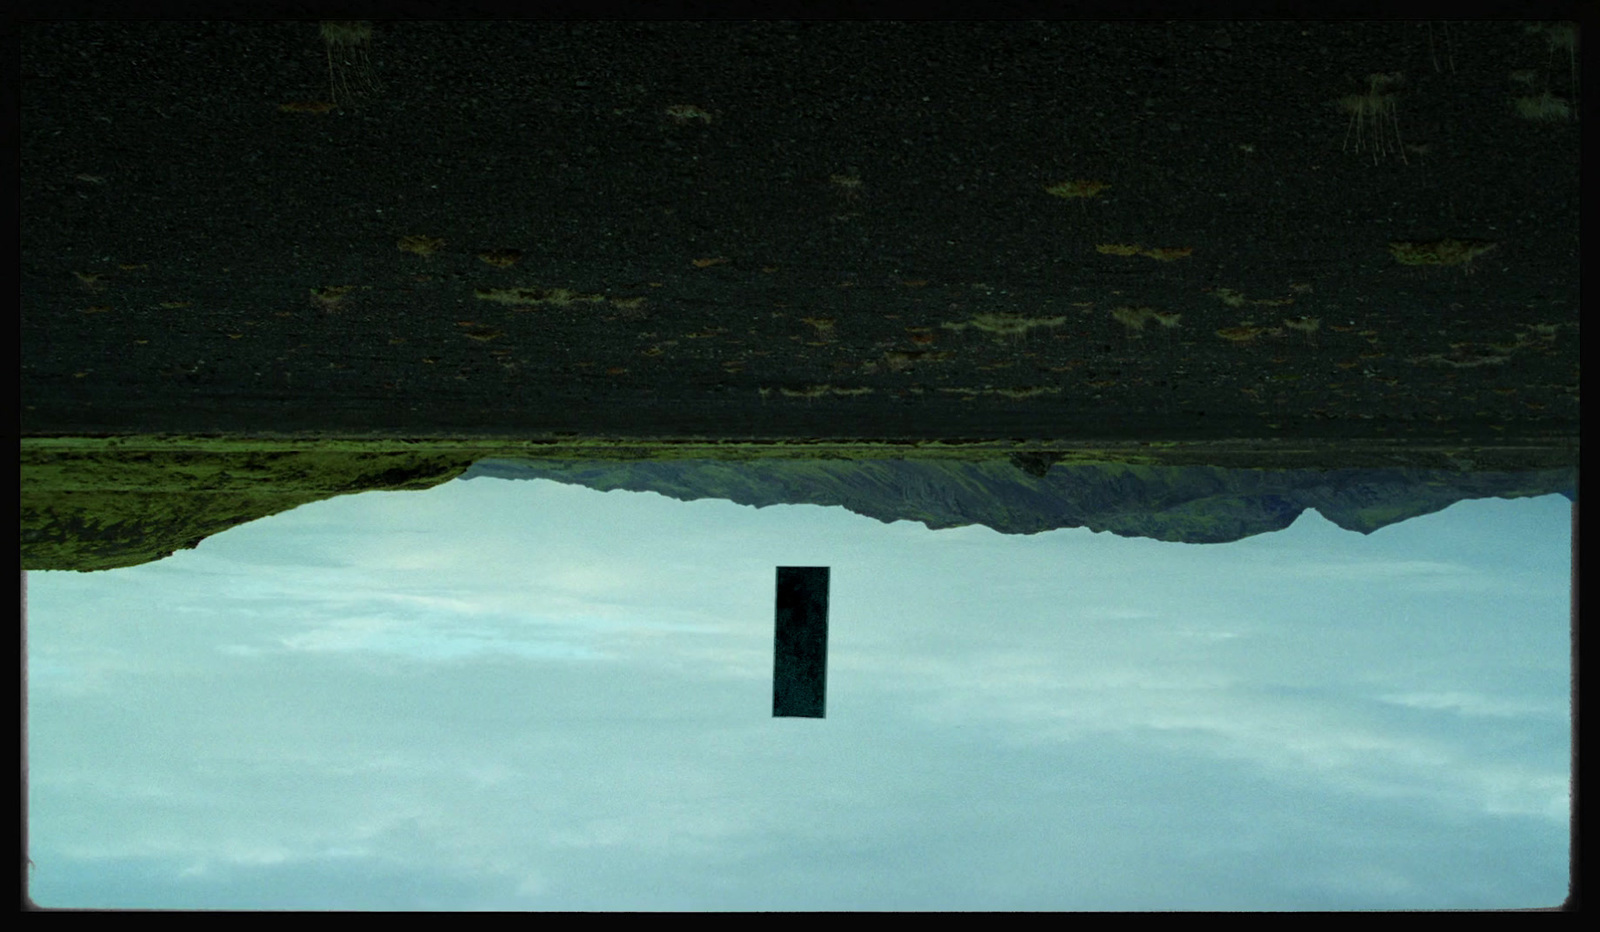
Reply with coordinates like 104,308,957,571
22,436,1169,571
1211,288,1247,308
1283,316,1321,346
1095,244,1192,261
1111,306,1155,333
1508,24,1577,121
1338,73,1407,164
1388,239,1498,269
664,104,713,124
1528,21,1579,98
1045,180,1109,199
1513,92,1571,121
320,21,379,106
941,313,1068,340
23,441,471,572
476,287,608,308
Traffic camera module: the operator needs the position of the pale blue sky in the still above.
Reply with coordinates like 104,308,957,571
25,470,1572,910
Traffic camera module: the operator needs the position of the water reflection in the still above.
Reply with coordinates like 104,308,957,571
24,466,1572,910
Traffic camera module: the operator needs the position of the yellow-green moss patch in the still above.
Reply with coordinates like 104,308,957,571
1388,239,1498,267
476,287,607,307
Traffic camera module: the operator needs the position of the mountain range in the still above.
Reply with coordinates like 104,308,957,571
460,457,1577,543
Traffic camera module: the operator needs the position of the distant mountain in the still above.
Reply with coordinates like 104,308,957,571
461,458,1578,543
22,450,1577,573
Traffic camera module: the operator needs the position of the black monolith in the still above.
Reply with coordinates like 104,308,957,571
773,566,829,718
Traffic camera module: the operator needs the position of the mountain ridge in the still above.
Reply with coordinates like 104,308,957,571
461,458,1578,543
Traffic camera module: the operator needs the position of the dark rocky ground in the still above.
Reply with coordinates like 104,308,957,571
21,21,1580,448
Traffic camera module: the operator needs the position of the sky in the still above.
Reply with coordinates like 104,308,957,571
24,468,1573,911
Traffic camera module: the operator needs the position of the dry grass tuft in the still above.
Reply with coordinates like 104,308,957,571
320,22,379,106
1283,315,1321,346
1338,73,1407,164
1216,326,1265,343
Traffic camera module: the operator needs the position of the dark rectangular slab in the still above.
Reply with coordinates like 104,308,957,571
774,566,830,719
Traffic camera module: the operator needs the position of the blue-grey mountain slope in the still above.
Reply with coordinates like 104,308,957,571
461,459,1577,543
